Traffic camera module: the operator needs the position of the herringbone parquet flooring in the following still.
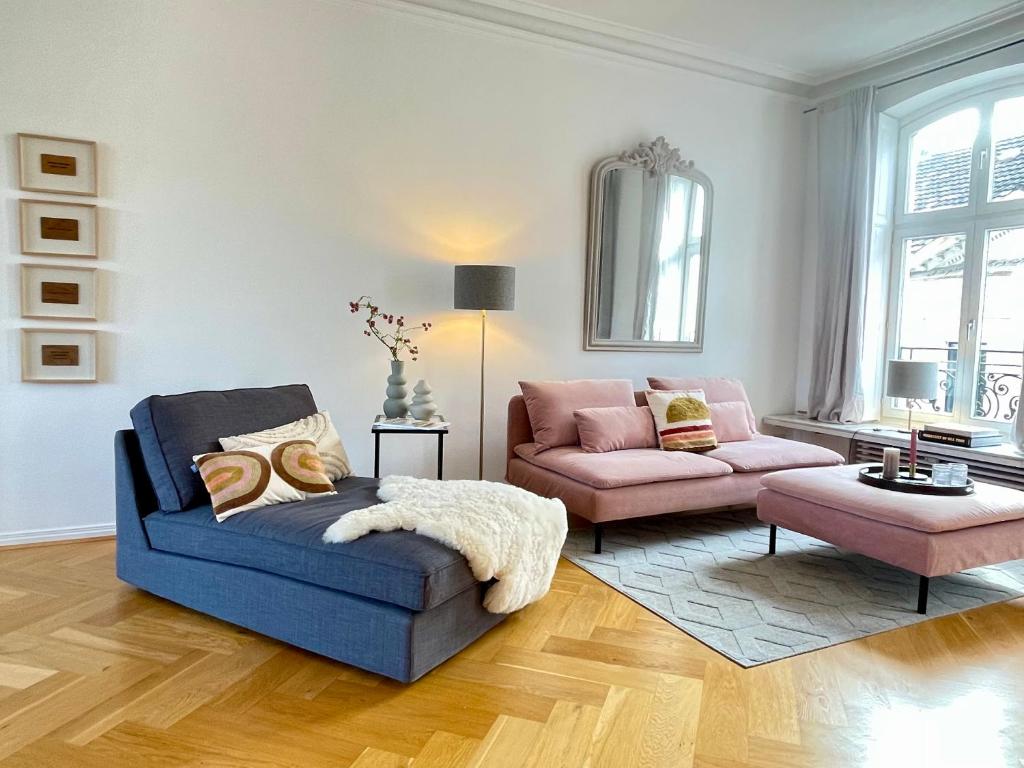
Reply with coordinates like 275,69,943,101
1,538,1023,767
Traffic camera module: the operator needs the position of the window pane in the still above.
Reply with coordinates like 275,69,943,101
990,96,1024,203
973,226,1024,422
907,108,979,213
894,233,966,414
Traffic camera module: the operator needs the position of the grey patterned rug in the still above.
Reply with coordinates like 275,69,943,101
562,511,1024,666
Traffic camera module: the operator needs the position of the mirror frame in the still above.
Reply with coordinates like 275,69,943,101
583,136,713,352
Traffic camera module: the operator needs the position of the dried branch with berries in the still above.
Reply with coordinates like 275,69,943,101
349,296,433,362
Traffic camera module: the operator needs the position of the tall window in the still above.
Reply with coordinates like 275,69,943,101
886,85,1024,429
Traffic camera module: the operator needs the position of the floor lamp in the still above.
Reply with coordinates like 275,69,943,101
454,265,516,480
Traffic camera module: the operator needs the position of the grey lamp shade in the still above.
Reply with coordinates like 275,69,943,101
885,359,939,400
453,265,516,311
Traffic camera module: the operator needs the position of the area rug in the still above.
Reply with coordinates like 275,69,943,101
562,510,1024,666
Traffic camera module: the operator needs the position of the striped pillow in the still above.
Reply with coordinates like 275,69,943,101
645,390,718,452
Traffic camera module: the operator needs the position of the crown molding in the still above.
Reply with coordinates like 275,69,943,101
811,3,1024,99
349,0,1024,104
361,0,813,97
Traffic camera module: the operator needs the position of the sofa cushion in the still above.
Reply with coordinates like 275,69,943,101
514,444,731,489
647,376,757,434
709,401,754,442
574,405,657,453
143,476,478,611
707,435,844,472
760,464,1024,533
220,410,352,482
645,389,717,452
519,379,635,452
194,440,336,522
130,384,319,511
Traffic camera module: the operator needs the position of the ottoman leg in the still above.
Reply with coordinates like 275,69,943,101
594,524,603,555
917,576,930,614
768,524,777,555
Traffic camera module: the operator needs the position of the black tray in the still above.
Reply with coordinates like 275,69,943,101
857,465,974,496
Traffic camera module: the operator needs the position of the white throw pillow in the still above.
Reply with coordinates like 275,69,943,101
194,440,336,522
220,411,351,481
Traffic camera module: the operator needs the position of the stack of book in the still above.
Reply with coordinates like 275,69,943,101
919,423,1003,448
373,416,450,431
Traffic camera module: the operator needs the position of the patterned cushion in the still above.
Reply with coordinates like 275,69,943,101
219,411,351,481
194,440,336,522
645,390,718,452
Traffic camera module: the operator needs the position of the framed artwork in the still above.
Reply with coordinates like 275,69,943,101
22,328,98,383
21,264,97,320
20,199,97,258
18,133,98,196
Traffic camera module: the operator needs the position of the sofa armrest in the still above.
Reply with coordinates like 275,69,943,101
115,429,156,551
506,395,534,471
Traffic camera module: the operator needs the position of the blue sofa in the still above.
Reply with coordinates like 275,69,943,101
116,384,504,682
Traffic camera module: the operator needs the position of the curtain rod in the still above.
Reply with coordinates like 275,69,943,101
802,37,1024,114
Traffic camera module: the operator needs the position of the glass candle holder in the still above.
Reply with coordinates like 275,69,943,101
949,463,969,486
931,464,952,486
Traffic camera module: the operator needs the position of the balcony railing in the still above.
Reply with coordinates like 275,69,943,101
897,344,1022,423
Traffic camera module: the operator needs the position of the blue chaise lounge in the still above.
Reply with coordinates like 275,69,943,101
116,384,504,682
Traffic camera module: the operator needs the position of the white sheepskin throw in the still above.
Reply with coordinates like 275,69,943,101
322,476,567,614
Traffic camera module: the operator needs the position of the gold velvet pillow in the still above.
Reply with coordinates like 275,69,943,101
193,439,335,522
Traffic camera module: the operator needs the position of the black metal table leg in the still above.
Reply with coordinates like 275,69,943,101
373,431,381,479
917,576,929,614
768,524,777,555
437,433,444,480
594,523,603,554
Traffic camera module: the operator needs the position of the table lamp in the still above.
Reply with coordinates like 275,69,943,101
885,359,939,477
454,265,516,480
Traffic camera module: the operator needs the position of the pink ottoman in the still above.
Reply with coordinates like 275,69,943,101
757,464,1024,613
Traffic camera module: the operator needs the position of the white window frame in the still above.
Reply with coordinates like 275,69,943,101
884,79,1024,431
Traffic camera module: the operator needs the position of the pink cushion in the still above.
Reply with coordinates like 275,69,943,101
510,457,765,523
573,406,657,453
706,435,844,472
647,376,757,433
760,464,1024,533
709,401,754,442
513,444,732,489
519,379,635,452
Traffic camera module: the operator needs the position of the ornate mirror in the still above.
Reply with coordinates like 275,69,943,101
584,136,712,352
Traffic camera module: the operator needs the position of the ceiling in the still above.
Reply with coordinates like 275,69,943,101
453,0,1024,86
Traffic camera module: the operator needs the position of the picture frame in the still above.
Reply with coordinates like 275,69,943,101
18,133,98,196
20,199,98,258
21,264,98,320
21,328,98,383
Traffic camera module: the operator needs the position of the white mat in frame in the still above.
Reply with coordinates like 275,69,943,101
21,328,98,383
21,264,97,320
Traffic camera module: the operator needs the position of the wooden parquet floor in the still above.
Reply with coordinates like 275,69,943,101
1,539,1023,767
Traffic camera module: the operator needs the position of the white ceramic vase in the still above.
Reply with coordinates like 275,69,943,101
410,379,438,421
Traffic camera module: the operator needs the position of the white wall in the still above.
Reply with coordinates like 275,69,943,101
0,0,805,543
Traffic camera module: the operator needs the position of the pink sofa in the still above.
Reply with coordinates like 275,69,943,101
506,377,844,552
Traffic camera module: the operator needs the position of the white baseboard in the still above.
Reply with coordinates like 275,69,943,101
0,523,116,548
